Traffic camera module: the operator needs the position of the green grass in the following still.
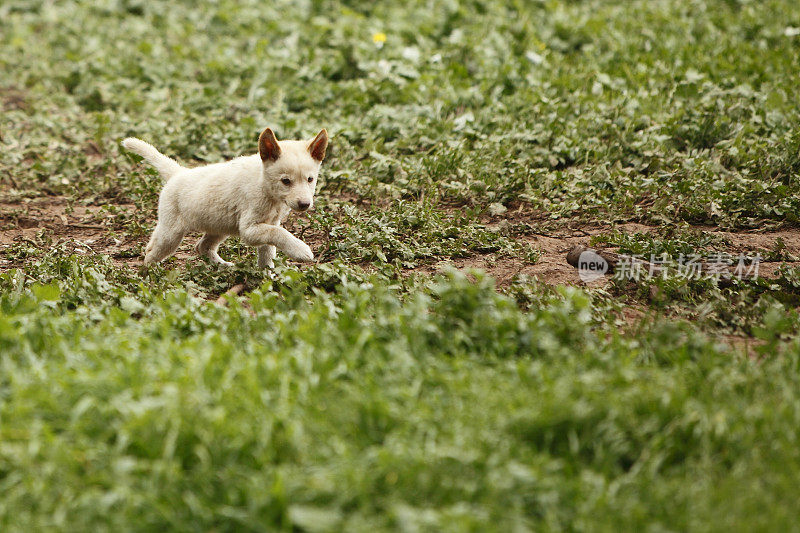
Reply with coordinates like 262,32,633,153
3,0,800,530
3,266,800,530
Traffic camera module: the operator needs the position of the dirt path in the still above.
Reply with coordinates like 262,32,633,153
420,220,800,287
3,196,800,287
1,196,188,270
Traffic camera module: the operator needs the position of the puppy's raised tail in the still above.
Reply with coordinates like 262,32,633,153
121,137,183,180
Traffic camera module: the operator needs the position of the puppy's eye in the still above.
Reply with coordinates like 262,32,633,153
281,178,291,186
307,176,314,183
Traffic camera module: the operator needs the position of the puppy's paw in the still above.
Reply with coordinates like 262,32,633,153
208,254,234,267
284,239,314,262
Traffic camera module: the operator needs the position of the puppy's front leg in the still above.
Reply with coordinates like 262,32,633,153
257,245,276,268
240,224,314,262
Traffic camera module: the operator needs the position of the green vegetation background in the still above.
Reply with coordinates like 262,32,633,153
2,0,800,530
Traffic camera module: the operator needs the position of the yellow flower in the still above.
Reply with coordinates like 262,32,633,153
372,32,387,44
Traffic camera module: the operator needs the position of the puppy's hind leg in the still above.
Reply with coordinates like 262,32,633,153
144,223,185,264
257,245,276,268
196,234,233,267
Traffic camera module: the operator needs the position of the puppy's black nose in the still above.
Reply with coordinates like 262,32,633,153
297,201,311,211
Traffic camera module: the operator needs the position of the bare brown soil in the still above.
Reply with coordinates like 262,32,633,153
3,196,800,289
0,196,156,269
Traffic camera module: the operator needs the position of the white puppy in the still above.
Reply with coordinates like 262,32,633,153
121,128,327,268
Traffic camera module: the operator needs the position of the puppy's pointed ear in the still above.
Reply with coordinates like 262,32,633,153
308,129,328,162
258,128,281,162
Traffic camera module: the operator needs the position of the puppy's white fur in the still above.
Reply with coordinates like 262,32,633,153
121,128,327,268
